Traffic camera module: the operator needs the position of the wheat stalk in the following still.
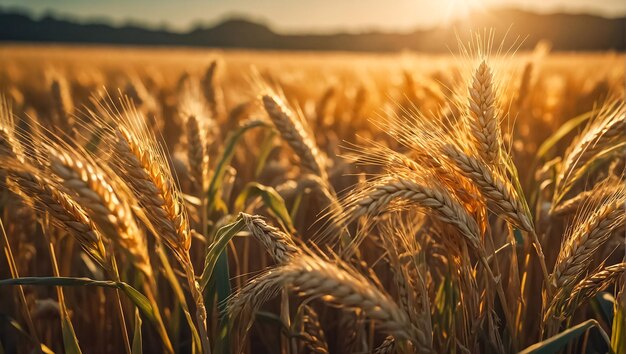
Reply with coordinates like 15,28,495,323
0,97,23,160
240,213,299,264
545,180,625,305
467,60,502,164
49,75,75,131
295,305,329,354
90,97,210,353
545,262,626,335
441,144,533,232
568,263,626,312
341,172,516,331
229,253,430,350
262,93,326,179
555,102,625,203
47,146,153,277
343,162,519,337
113,126,190,254
186,114,209,193
551,187,625,291
347,178,481,250
202,60,224,119
2,163,109,267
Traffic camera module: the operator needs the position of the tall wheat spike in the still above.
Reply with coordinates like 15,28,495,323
186,114,209,192
467,60,502,165
107,105,191,256
49,75,75,131
90,95,211,354
202,60,224,119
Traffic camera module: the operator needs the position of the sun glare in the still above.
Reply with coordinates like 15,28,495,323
442,0,488,24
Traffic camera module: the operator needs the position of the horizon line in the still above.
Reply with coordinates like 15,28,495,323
1,4,625,35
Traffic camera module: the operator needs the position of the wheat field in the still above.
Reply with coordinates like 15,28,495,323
0,43,624,354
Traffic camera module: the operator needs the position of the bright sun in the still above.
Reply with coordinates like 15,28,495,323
443,0,488,23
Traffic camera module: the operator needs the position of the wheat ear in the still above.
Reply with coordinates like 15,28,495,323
295,305,329,354
2,163,109,267
515,61,534,108
113,126,190,255
47,146,152,277
552,176,622,217
239,213,300,264
551,189,594,217
551,188,625,291
467,60,501,164
49,76,75,130
93,98,210,354
229,253,429,350
555,102,625,203
262,94,326,179
568,263,626,312
347,178,481,250
186,114,209,193
441,144,533,232
0,97,23,160
545,262,626,335
202,60,224,119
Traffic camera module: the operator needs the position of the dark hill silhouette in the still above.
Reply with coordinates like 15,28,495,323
187,19,277,47
0,9,623,52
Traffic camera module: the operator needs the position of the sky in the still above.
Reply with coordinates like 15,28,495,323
1,0,624,33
